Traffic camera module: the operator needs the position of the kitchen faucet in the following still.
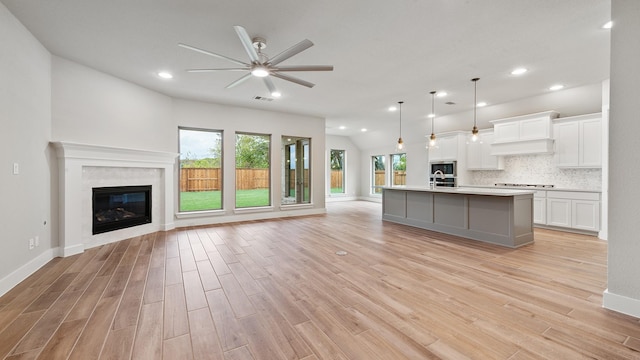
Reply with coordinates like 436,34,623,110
431,170,445,188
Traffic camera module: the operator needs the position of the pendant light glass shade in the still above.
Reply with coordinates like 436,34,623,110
396,101,404,151
427,91,437,149
470,78,480,142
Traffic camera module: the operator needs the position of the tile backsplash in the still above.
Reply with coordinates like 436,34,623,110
466,154,602,190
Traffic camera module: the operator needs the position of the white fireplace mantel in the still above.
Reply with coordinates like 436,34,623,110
53,141,178,257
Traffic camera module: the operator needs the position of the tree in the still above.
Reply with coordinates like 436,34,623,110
374,155,385,170
236,134,270,168
393,153,406,171
330,150,344,170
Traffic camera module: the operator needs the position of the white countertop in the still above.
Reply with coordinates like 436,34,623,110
383,186,535,196
460,185,601,193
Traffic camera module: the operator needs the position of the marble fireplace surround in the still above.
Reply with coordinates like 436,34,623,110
53,142,178,257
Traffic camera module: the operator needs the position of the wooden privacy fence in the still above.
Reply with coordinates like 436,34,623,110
331,170,343,188
373,170,406,186
180,168,269,191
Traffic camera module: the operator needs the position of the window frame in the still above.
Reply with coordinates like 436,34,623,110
178,127,224,212
235,131,272,209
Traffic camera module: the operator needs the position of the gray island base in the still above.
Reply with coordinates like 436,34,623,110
382,187,535,248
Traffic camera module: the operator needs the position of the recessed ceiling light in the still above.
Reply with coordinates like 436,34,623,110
271,91,282,98
361,128,367,132
477,101,488,107
158,71,173,79
427,113,435,118
388,106,397,111
339,126,346,130
436,92,447,98
549,84,564,91
602,21,613,29
511,67,528,75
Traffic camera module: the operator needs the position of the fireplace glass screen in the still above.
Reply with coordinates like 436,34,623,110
92,185,152,234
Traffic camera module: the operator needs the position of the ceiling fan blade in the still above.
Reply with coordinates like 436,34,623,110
186,68,248,72
262,77,279,95
225,73,253,89
233,25,260,63
272,65,334,72
178,43,247,66
268,39,314,66
270,72,315,88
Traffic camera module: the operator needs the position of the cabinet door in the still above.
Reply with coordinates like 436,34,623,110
580,119,602,167
428,145,442,162
547,198,571,227
439,135,458,160
480,133,503,169
554,121,579,167
533,197,546,224
466,139,483,169
572,200,600,231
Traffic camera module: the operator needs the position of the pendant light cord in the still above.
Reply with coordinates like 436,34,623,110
430,91,436,134
472,78,479,128
398,101,403,137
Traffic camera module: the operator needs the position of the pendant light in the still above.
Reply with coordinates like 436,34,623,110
427,91,437,149
396,101,404,151
471,78,480,142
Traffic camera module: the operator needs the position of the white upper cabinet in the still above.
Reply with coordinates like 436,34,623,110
554,113,602,168
466,130,504,170
490,111,559,155
429,132,463,162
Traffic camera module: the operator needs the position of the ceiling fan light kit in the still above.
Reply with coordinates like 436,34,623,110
179,25,333,96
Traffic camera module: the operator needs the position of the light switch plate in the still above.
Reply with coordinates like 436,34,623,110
13,163,19,175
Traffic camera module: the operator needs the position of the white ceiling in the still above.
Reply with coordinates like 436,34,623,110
2,0,610,139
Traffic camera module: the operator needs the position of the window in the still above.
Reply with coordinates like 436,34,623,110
330,149,345,194
178,128,223,212
371,155,385,194
236,133,270,208
283,136,311,205
391,153,406,186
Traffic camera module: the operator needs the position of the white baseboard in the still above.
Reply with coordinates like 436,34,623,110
326,196,358,202
357,196,382,203
0,248,58,297
603,289,640,319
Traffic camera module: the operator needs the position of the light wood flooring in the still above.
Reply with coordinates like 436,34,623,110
1,200,639,359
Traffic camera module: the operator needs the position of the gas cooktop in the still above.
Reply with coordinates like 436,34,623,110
494,183,555,188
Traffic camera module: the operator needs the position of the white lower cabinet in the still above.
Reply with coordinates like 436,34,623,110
533,191,546,224
545,191,600,232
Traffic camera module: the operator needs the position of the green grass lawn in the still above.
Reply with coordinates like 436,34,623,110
330,187,344,193
180,189,270,211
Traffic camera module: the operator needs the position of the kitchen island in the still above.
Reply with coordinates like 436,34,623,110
382,186,535,247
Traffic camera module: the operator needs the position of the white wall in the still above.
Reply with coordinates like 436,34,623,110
172,99,326,226
52,56,174,152
326,135,360,201
0,3,54,294
604,0,640,318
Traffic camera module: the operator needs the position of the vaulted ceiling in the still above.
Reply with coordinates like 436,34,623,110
2,0,610,140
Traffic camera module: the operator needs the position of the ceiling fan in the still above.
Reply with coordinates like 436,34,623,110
178,25,333,97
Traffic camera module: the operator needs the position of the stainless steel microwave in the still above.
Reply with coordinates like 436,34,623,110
430,161,456,177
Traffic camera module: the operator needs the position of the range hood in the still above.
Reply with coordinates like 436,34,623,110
489,111,559,156
490,138,555,155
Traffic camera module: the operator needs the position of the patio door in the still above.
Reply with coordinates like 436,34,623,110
282,136,311,205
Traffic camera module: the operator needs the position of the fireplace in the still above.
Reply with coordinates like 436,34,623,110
92,185,152,234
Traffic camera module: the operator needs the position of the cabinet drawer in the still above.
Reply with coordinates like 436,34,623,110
547,191,599,201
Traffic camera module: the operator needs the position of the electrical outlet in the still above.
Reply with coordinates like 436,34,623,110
35,236,40,247
29,238,34,250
